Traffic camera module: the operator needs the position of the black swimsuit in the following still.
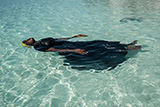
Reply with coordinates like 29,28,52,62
34,37,128,70
34,38,59,51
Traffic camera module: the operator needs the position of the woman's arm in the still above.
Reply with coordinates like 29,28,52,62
57,34,88,40
46,48,87,55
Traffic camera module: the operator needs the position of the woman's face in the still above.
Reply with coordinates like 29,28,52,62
23,38,35,45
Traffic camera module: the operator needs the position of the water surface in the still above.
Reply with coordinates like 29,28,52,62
0,0,160,106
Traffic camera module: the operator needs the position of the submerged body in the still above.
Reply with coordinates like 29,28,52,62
22,34,141,70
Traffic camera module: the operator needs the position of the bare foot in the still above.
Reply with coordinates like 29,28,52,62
128,45,141,50
130,40,138,45
134,46,142,50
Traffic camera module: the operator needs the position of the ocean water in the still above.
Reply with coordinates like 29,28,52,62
0,0,160,106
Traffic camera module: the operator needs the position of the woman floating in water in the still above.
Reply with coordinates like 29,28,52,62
22,34,141,70
22,34,141,53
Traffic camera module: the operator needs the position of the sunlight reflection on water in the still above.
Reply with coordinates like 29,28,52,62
0,0,160,106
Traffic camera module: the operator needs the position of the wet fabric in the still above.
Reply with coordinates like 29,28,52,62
34,38,128,70
58,40,128,70
34,38,56,51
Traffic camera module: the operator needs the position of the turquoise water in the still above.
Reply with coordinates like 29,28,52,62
0,0,160,106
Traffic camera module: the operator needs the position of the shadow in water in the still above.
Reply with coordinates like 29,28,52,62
120,17,144,23
61,50,141,71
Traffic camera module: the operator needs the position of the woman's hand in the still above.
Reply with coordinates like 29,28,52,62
74,49,88,55
74,34,88,38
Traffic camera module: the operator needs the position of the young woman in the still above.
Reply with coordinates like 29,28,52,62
22,34,141,70
22,34,141,54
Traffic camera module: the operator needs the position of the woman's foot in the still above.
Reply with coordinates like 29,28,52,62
127,45,141,50
130,40,138,45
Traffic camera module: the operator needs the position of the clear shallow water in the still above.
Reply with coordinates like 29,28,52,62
0,0,160,106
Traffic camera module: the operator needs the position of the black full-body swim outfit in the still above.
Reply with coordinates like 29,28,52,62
34,38,128,70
